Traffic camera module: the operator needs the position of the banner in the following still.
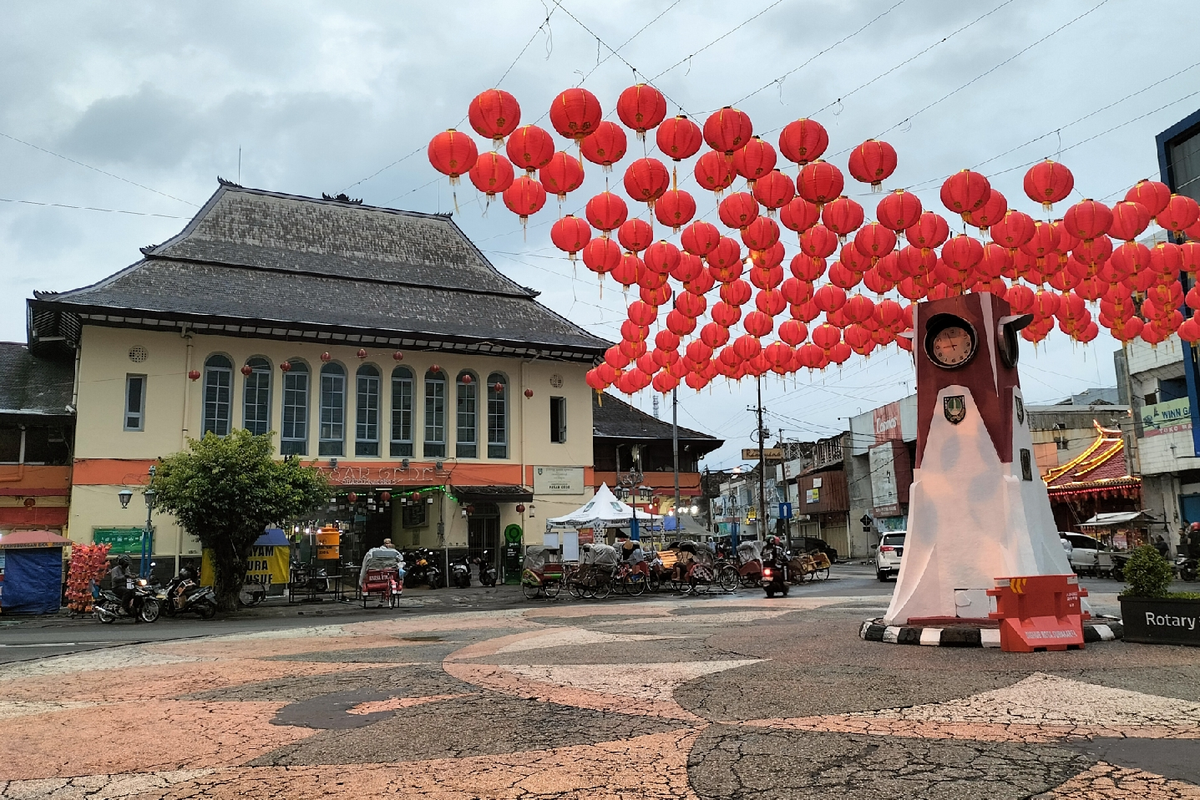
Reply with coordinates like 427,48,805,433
201,543,289,588
1142,398,1191,437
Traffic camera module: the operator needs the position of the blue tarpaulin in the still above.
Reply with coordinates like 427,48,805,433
255,529,290,547
1,547,63,615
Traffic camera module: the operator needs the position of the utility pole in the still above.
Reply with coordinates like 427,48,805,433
756,375,767,541
779,428,792,546
672,388,681,527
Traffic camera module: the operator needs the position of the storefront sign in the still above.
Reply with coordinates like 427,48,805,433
1143,398,1192,437
322,464,446,485
873,402,902,444
534,466,584,494
92,527,145,554
806,488,820,503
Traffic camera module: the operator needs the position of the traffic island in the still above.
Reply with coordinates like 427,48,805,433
859,615,1123,647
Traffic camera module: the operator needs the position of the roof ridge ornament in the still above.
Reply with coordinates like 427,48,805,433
322,192,363,205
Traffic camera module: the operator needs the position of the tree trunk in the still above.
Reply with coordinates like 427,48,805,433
210,539,250,612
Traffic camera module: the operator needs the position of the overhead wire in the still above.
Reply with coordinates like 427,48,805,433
0,196,188,219
647,0,788,84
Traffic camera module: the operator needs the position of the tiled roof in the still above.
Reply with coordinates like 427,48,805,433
592,391,723,451
1045,423,1134,488
30,183,609,361
0,342,74,417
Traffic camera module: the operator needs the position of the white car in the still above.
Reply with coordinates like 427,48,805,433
875,531,906,581
1062,532,1103,574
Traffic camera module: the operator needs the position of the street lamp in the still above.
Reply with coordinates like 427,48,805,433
117,464,157,577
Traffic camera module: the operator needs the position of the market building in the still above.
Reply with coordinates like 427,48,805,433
26,181,609,574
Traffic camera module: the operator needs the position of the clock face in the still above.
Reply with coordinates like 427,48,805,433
927,323,977,368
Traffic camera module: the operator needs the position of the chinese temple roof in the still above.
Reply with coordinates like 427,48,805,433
1044,422,1141,497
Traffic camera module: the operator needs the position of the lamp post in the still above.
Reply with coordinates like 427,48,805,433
118,464,157,578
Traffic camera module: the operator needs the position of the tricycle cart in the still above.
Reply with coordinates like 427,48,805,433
521,546,564,599
358,547,405,608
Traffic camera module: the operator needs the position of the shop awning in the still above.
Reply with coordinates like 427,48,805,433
0,530,73,549
451,484,534,504
1078,511,1150,527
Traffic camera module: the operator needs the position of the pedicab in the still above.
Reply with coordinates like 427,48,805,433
567,542,621,599
358,547,406,608
521,546,564,599
788,549,832,583
671,541,737,594
732,540,764,587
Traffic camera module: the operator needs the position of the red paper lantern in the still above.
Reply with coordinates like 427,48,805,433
707,237,743,275
1020,221,1063,261
580,120,627,169
468,89,521,142
719,279,753,306
539,152,584,199
941,235,984,271
742,217,781,252
681,220,721,256
644,241,681,275
822,196,865,238
280,361,292,373
430,364,442,374
811,323,841,352
962,189,1007,232
732,334,762,362
550,215,593,259
505,125,556,174
800,224,839,259
752,170,795,211
357,348,368,359
703,107,753,155
427,129,478,183
623,157,670,206
468,151,515,198
347,492,358,504
240,364,253,377
940,170,991,217
1109,200,1152,241
989,209,1036,250
549,88,602,141
618,218,654,253
654,189,696,231
778,118,829,165
585,191,628,233
854,222,897,259
320,351,332,362
813,284,847,313
1157,194,1200,234
393,351,404,361
1023,160,1074,208
656,115,703,161
904,212,951,252
847,139,897,189
502,175,547,222
188,369,201,381
797,161,844,206
583,237,622,275
743,310,773,337
876,190,923,232
778,319,808,345
790,253,825,281
718,192,759,230
1057,199,1110,243
676,290,707,318
731,137,777,182
611,253,642,286
617,84,667,135
694,151,735,193
1125,179,1171,216
673,252,704,283
780,197,821,235
711,301,741,328
524,388,534,398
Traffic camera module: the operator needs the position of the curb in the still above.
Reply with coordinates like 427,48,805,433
858,616,1124,648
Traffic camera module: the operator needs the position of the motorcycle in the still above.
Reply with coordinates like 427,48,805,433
403,549,442,589
450,555,472,589
760,541,791,598
290,560,330,594
94,579,160,623
1177,554,1198,582
160,567,218,619
475,550,498,587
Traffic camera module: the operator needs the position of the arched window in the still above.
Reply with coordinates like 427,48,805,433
319,362,346,457
456,371,478,458
242,357,271,436
202,354,233,436
487,372,508,459
390,366,414,458
423,368,446,459
356,364,381,457
281,361,309,456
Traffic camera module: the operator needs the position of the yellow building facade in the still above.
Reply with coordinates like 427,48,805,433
29,182,608,573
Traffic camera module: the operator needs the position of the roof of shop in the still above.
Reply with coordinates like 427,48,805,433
592,392,722,451
0,343,74,418
29,182,609,361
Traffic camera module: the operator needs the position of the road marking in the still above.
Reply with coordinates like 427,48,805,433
0,642,113,648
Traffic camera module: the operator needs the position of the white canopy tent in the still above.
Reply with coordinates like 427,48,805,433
546,483,661,528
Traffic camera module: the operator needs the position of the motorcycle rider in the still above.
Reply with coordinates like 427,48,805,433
108,555,137,616
761,536,788,568
1190,522,1200,560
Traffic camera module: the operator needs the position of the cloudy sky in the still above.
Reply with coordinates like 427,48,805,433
2,0,1197,469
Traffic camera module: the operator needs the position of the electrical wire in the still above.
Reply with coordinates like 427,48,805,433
0,196,188,219
0,130,198,207
576,0,683,85
647,0,788,83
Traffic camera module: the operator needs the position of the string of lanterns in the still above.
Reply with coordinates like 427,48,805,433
429,85,1200,397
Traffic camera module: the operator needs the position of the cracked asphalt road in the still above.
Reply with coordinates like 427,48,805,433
1,580,1197,799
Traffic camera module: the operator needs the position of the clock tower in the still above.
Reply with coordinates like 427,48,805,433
884,292,1075,625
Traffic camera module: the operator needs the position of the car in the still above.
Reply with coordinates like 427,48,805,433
793,536,838,562
1062,532,1103,574
875,531,906,581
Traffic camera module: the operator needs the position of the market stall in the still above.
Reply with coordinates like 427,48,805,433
0,530,72,615
546,484,661,556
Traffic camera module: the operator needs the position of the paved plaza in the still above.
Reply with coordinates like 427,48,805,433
2,588,1199,799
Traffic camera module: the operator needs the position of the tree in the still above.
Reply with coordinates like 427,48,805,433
153,430,328,611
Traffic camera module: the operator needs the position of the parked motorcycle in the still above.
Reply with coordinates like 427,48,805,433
404,549,442,589
160,567,218,619
94,579,160,623
1177,554,1198,582
450,555,472,589
475,550,498,587
290,560,330,594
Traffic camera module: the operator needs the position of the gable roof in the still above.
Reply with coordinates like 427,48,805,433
1044,422,1140,496
0,342,74,419
29,182,609,362
592,391,723,453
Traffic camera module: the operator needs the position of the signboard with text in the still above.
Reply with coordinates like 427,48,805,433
534,466,585,494
1142,397,1192,437
742,448,784,461
92,527,145,555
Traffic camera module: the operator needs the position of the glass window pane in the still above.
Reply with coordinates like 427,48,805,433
424,370,445,459
243,358,271,436
125,375,145,431
319,364,345,457
281,364,308,456
456,373,477,458
202,356,232,437
487,373,507,459
356,367,380,457
391,367,414,458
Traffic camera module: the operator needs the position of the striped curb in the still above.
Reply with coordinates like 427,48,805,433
859,616,1123,648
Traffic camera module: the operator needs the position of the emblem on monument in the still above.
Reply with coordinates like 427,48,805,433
1015,396,1025,425
943,395,966,425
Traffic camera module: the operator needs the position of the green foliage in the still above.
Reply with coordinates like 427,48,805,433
153,430,327,611
1120,544,1174,599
